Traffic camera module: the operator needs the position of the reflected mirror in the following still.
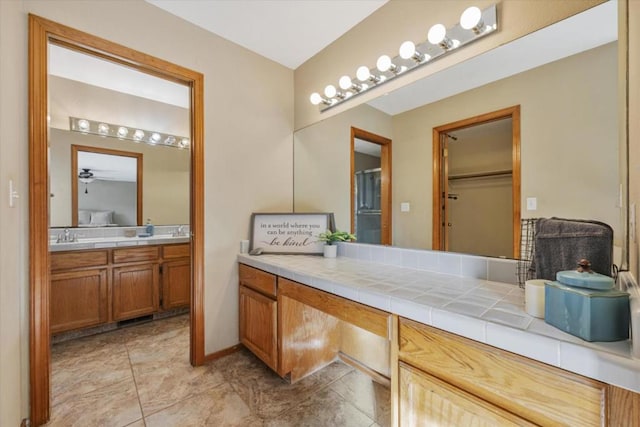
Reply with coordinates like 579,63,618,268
48,43,191,228
72,145,142,227
294,2,625,264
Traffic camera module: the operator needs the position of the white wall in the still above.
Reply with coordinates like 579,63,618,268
49,129,191,227
294,104,391,232
0,1,293,424
392,43,619,249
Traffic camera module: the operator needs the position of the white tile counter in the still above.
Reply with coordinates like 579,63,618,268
238,243,640,394
49,225,190,251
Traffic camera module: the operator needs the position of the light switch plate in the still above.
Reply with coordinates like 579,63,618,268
400,202,410,212
526,197,537,211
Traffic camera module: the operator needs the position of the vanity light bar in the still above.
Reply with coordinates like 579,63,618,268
310,4,498,112
69,117,190,149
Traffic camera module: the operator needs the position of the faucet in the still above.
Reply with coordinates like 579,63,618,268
173,225,186,237
56,228,77,243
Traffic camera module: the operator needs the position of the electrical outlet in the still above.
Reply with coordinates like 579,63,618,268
400,202,410,212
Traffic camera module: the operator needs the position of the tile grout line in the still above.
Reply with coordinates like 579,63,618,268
125,341,147,427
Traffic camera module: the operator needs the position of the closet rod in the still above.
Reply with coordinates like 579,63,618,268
448,169,512,181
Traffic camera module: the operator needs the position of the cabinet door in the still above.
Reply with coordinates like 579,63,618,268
112,264,159,321
399,362,534,427
51,268,108,334
239,285,277,372
162,259,191,310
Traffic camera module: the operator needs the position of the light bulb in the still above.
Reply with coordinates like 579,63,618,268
399,41,415,59
324,85,337,98
376,55,392,72
117,126,129,138
150,133,161,144
133,130,145,141
428,24,447,45
310,92,322,105
180,138,190,148
165,135,176,145
460,6,482,30
78,119,90,131
97,123,109,135
356,66,371,82
339,76,352,90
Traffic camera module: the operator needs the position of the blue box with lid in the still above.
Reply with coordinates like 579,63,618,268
544,260,630,342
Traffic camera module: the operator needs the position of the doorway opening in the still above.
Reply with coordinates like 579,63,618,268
351,127,392,245
29,15,205,426
432,106,521,258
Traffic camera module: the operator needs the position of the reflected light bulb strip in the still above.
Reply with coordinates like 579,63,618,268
69,117,189,149
310,4,497,112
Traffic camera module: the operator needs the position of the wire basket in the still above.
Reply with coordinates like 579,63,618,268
517,218,538,288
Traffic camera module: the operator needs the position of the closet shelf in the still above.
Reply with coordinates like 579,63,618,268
448,169,512,181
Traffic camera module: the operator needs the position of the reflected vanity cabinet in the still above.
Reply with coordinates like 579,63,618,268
238,264,278,372
50,243,191,334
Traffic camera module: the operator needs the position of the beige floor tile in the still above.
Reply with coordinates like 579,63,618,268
131,333,225,418
123,420,146,427
144,383,261,427
46,376,142,427
214,349,354,419
120,314,189,344
126,326,190,366
330,370,391,427
263,388,375,427
51,340,132,406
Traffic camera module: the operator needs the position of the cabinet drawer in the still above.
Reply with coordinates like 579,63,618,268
113,246,159,264
399,318,606,426
239,264,276,298
163,243,190,259
399,362,534,427
51,250,108,271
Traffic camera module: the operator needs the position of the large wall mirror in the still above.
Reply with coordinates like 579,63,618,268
29,15,204,426
48,44,191,229
294,2,627,267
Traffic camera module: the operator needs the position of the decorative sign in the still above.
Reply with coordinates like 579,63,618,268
250,213,335,255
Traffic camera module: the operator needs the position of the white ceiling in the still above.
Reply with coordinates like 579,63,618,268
49,44,190,109
78,151,138,182
145,0,388,69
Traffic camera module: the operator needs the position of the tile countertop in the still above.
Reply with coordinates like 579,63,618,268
237,251,640,394
50,235,190,251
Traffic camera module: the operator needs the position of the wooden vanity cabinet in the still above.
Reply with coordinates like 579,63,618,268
50,250,109,334
111,247,160,321
238,264,278,372
50,268,108,334
161,244,191,310
397,317,607,426
50,242,191,334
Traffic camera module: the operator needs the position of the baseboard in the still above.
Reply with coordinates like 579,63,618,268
203,343,243,363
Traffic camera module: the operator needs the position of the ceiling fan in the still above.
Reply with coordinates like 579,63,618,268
78,168,95,184
78,168,95,194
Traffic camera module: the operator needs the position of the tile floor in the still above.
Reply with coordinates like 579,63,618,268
47,315,390,427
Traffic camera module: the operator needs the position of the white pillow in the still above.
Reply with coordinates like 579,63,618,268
78,210,91,225
90,210,113,225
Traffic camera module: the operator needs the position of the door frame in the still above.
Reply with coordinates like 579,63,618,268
29,15,205,425
350,127,392,245
432,105,521,258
